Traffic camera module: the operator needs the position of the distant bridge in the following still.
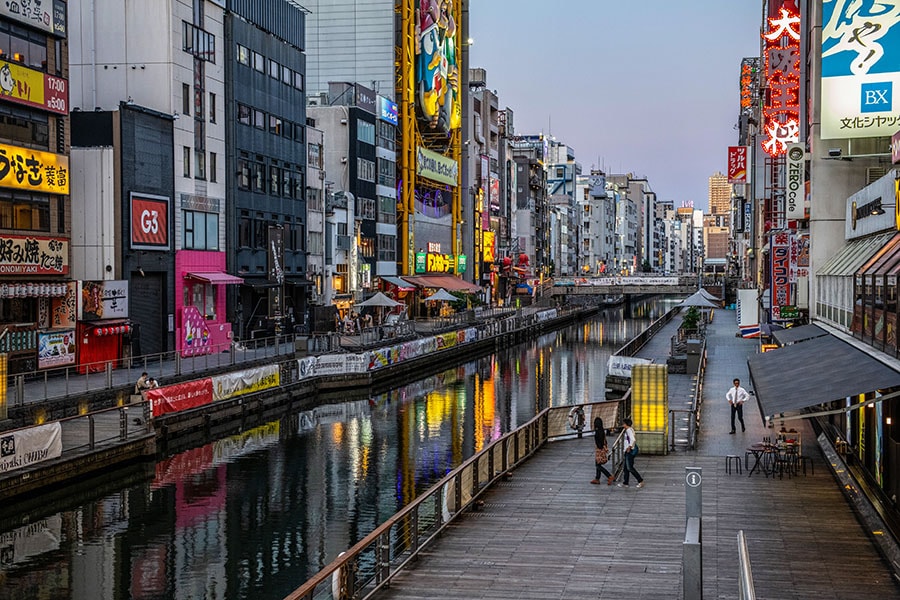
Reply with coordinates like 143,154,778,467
549,276,699,296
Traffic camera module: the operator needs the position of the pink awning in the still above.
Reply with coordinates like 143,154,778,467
186,271,245,285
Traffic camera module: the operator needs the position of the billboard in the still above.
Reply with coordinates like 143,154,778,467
727,146,749,183
785,144,805,220
761,1,800,156
822,2,900,139
130,193,170,250
37,330,75,369
378,96,398,125
770,232,792,320
0,0,67,36
0,234,68,275
415,0,460,133
0,143,68,194
79,280,129,321
0,60,68,115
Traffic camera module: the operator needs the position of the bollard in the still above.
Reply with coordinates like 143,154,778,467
684,467,702,600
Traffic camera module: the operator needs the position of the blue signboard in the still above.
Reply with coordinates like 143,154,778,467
378,96,398,126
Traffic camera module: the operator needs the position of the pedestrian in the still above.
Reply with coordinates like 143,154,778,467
567,405,586,438
590,416,614,486
135,372,152,394
727,377,749,433
618,417,644,488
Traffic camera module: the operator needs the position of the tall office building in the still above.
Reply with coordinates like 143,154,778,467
708,171,732,224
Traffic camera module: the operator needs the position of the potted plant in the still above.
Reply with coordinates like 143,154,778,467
681,306,701,332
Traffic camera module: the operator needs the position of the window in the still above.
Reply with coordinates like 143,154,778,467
357,121,375,145
0,113,49,148
377,195,396,224
0,26,47,72
308,231,323,254
337,222,348,236
0,192,51,232
292,171,304,199
252,51,264,72
282,65,292,85
253,216,267,249
359,237,375,258
269,115,283,135
237,158,250,190
308,143,322,169
377,234,396,262
184,281,216,320
183,210,219,250
183,146,191,177
294,71,304,90
357,158,375,182
209,152,217,183
376,120,395,151
294,124,304,142
268,59,279,79
253,109,265,129
239,213,252,247
252,162,265,192
237,103,250,125
182,83,190,115
269,165,281,196
377,158,395,187
283,121,293,140
307,187,323,212
209,93,216,123
195,150,206,180
236,44,250,65
182,21,216,63
356,196,376,220
282,170,293,198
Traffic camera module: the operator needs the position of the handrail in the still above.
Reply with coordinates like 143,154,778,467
613,306,680,359
737,530,756,600
284,400,623,600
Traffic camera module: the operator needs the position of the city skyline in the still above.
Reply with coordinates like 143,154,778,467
469,0,763,211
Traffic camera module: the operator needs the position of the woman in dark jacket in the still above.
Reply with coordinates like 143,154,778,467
591,416,614,485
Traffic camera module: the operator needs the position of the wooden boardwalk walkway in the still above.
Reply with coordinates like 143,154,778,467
375,312,900,599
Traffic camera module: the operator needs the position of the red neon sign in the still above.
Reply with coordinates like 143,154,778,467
762,2,801,156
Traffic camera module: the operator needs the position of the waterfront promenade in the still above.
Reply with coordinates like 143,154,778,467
372,311,900,599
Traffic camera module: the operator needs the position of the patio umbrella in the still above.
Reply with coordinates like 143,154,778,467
426,288,458,302
698,288,722,302
356,292,403,307
677,290,720,308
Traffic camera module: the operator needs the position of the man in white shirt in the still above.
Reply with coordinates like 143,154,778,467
727,378,749,434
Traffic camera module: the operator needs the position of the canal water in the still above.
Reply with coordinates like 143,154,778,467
0,298,678,599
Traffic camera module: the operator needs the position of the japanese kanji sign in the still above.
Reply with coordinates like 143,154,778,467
0,59,68,115
762,1,800,156
727,146,749,183
822,1,900,139
0,234,68,275
0,143,68,194
770,232,791,320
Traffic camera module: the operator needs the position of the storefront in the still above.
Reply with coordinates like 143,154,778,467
854,233,900,354
75,280,132,373
175,250,243,357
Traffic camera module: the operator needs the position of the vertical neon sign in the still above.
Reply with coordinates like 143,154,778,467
762,2,801,156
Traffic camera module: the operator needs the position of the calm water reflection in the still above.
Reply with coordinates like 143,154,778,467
0,298,677,599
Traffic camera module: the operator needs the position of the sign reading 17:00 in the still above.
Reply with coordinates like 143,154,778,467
0,143,68,194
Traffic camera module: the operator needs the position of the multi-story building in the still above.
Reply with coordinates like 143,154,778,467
511,135,549,277
546,141,580,276
609,173,654,270
611,183,638,275
707,171,732,227
306,120,325,309
575,171,616,275
0,3,71,374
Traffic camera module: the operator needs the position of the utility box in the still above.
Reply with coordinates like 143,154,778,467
685,340,703,373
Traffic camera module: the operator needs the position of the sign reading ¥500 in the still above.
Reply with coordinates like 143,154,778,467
0,143,68,194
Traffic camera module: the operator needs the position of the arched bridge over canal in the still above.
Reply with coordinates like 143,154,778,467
549,275,700,297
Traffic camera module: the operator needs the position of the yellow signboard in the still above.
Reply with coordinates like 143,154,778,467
416,146,458,186
483,230,496,262
0,59,68,115
0,143,69,194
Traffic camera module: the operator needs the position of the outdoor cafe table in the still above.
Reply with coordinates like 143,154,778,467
746,443,775,477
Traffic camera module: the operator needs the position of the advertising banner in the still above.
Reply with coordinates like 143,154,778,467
79,280,128,321
37,330,75,369
130,193,170,249
791,232,809,282
0,59,68,115
415,0,460,133
607,355,652,379
378,96,398,125
0,0,66,35
822,2,900,139
0,234,68,275
50,281,76,328
0,422,62,474
416,146,458,186
727,146,749,183
297,356,316,380
770,232,792,320
314,353,369,376
737,288,760,338
0,143,69,193
786,144,805,220
146,378,214,418
437,332,457,349
211,365,280,402
180,306,211,357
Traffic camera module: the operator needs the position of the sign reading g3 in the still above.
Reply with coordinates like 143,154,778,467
131,193,170,249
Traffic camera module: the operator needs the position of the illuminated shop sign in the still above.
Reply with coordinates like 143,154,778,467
727,146,749,183
770,232,791,320
740,57,759,110
130,193,170,250
0,59,68,115
0,143,68,194
786,144,805,220
0,234,68,275
414,252,465,274
415,0,460,133
822,1,900,139
378,96,398,125
762,1,800,156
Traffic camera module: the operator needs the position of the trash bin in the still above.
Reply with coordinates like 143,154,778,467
685,339,703,373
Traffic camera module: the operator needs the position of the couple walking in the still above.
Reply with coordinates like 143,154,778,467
590,417,644,488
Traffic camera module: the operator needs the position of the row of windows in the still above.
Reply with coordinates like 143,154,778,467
238,213,306,252
0,22,48,73
358,121,375,145
376,121,396,151
237,156,304,199
236,44,304,91
183,148,217,182
0,193,63,233
236,103,305,143
377,234,396,262
183,84,216,123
